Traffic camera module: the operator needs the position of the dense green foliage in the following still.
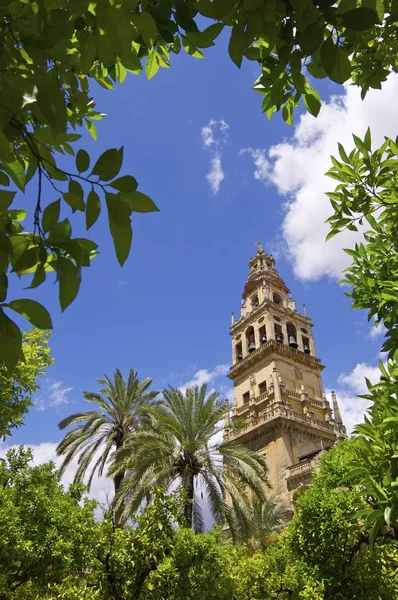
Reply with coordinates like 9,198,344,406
326,132,398,542
0,328,52,438
3,439,397,600
0,448,98,599
1,0,398,365
111,383,269,532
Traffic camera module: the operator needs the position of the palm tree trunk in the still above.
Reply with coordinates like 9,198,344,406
112,434,125,527
184,473,194,530
112,472,125,527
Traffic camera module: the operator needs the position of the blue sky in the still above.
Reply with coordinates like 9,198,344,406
3,31,395,502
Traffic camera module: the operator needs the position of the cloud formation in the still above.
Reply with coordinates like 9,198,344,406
35,379,73,411
368,322,387,340
241,74,398,281
179,364,230,392
201,119,229,194
326,361,381,434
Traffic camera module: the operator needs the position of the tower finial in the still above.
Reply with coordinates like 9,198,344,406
255,237,264,254
331,390,343,425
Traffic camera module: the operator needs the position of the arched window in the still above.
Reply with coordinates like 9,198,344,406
246,326,255,353
273,292,283,305
302,336,311,354
235,342,243,362
274,323,283,344
287,322,298,349
251,293,259,308
259,325,267,344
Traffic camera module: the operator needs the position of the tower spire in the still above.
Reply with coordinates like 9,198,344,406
331,390,343,425
255,236,264,254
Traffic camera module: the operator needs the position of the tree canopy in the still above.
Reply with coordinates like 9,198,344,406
0,328,52,438
1,0,398,366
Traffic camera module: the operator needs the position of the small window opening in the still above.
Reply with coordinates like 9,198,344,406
246,326,256,353
287,322,298,349
259,381,267,395
251,293,259,308
259,325,267,345
243,391,250,404
302,336,311,354
235,342,243,362
273,292,283,305
274,323,283,344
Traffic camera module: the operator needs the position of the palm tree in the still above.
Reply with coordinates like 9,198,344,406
110,383,269,533
56,369,158,504
228,495,291,550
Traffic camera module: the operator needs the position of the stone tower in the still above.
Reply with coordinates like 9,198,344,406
225,243,346,503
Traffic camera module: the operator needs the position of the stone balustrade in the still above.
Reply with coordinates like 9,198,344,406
226,404,337,441
286,458,318,479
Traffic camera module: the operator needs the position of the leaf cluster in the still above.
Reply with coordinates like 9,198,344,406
1,0,398,362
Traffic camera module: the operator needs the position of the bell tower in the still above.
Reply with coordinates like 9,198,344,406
226,243,346,502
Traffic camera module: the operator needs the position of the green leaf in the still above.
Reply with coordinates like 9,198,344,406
7,298,52,329
146,52,159,80
228,26,243,68
8,209,27,222
320,37,336,77
0,309,22,370
0,190,16,211
58,259,81,311
76,149,90,173
364,127,372,151
341,7,379,31
37,74,67,132
337,143,350,164
42,199,60,233
86,190,101,230
137,10,157,45
80,34,98,73
47,219,72,244
86,119,97,140
307,61,328,79
109,175,138,192
369,516,385,546
196,23,224,46
298,22,324,55
121,191,159,213
12,248,39,275
91,147,123,181
1,158,25,191
282,103,293,125
26,263,46,289
106,193,133,266
303,87,321,117
63,180,85,212
330,47,352,84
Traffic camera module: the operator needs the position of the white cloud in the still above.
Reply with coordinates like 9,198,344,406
35,379,73,411
201,119,229,148
206,155,224,194
338,362,380,395
368,322,387,340
239,148,271,182
201,119,229,194
242,74,398,281
118,279,129,287
327,362,381,434
0,442,113,517
179,364,230,392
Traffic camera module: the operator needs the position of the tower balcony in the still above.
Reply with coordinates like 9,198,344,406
229,339,323,379
226,403,339,443
286,457,319,484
